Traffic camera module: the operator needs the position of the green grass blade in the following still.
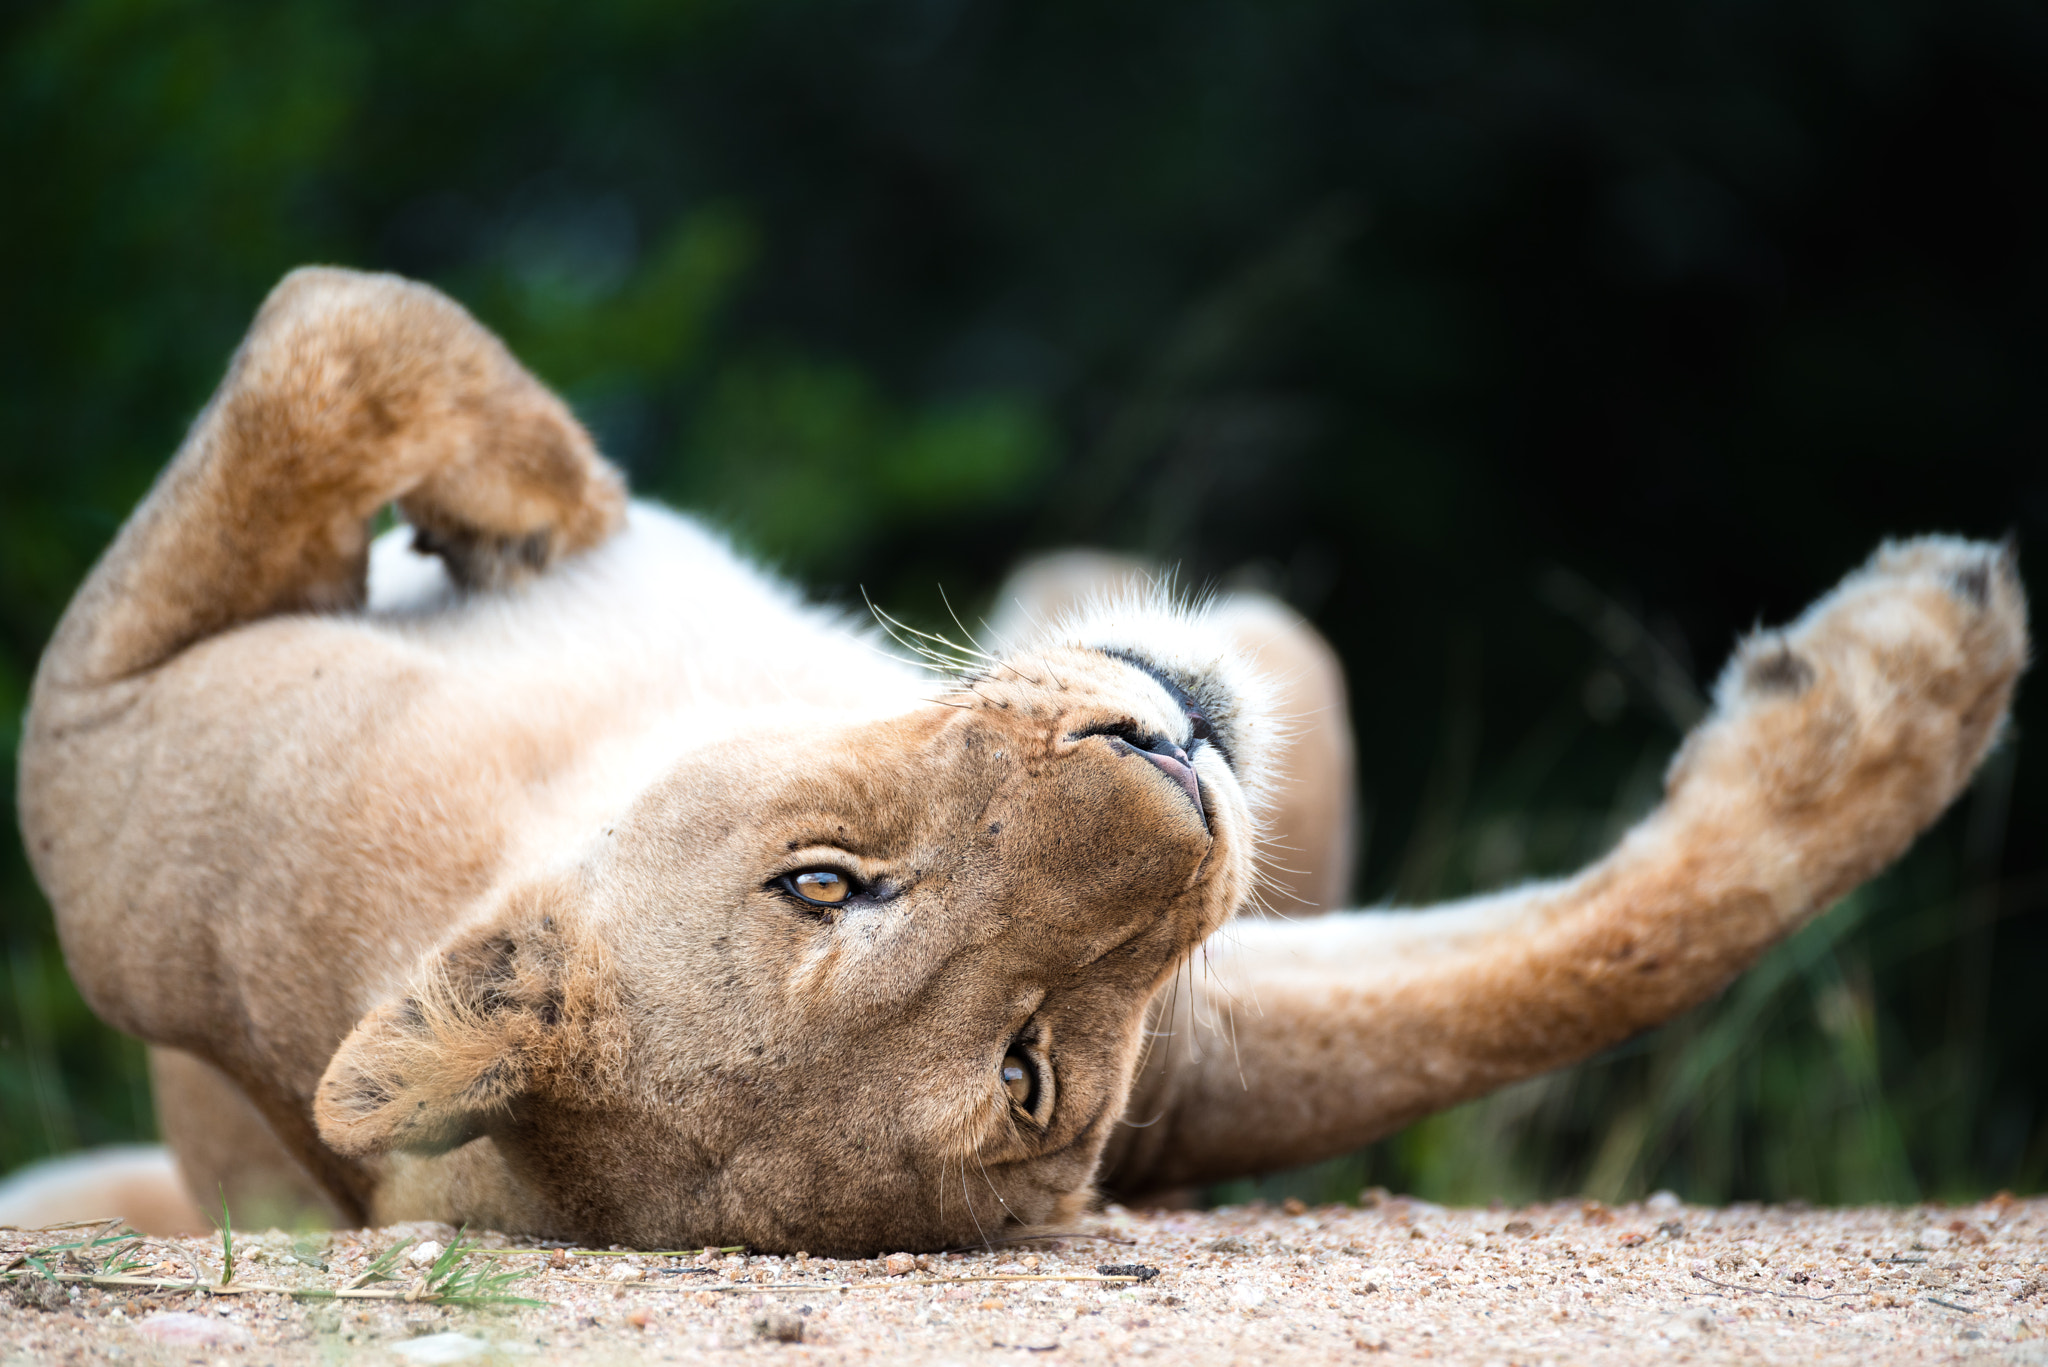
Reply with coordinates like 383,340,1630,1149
348,1238,416,1289
217,1189,235,1285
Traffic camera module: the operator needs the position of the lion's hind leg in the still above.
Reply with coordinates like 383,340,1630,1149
38,267,624,691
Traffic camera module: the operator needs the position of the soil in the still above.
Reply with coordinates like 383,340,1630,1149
5,1194,2046,1365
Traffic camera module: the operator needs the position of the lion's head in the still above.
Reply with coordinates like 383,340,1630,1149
313,599,1275,1253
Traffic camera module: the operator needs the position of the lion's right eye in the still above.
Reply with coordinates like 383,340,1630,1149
784,869,856,905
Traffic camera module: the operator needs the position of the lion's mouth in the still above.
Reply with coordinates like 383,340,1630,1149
1108,732,1205,824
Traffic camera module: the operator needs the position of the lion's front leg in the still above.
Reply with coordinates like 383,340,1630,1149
1106,536,2027,1194
36,267,624,691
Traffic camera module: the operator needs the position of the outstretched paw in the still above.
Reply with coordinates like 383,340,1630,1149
1675,536,2027,882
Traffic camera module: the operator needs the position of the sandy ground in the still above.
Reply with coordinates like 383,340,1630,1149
5,1194,2047,1365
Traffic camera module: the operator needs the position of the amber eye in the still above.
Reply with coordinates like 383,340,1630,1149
786,869,855,905
1001,1052,1038,1110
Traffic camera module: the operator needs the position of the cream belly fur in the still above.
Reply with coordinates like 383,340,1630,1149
5,268,2029,1252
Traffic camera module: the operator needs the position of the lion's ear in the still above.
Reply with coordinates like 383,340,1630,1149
314,892,612,1158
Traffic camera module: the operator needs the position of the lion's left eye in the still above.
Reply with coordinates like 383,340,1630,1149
1001,1054,1033,1106
784,869,856,905
1000,1046,1047,1121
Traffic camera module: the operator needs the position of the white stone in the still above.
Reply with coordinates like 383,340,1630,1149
134,1312,250,1346
392,1332,489,1364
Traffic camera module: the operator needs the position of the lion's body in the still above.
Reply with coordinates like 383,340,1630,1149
7,268,2029,1251
28,501,931,1224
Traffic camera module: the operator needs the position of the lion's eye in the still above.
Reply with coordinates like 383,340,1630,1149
786,869,855,905
1001,1055,1031,1103
1001,1051,1040,1113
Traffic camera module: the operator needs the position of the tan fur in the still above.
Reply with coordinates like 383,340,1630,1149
12,267,2026,1250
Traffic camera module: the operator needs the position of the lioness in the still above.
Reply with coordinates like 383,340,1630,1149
8,269,2027,1254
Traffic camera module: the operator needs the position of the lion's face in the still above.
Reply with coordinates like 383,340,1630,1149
317,622,1270,1253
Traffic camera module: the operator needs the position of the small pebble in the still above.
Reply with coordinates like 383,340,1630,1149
753,1310,804,1343
408,1240,445,1267
883,1252,918,1276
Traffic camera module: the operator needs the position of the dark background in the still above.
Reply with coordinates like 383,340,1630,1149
3,0,2044,1209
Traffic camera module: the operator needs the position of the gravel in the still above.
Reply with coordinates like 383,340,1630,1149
4,1195,2046,1363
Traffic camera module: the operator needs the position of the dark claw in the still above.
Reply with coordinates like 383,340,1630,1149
1746,643,1815,696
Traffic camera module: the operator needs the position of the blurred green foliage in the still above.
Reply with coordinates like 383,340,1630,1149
3,0,2045,1204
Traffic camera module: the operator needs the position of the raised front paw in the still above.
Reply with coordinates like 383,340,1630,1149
405,518,595,593
247,267,628,593
1674,536,2027,869
392,355,628,591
